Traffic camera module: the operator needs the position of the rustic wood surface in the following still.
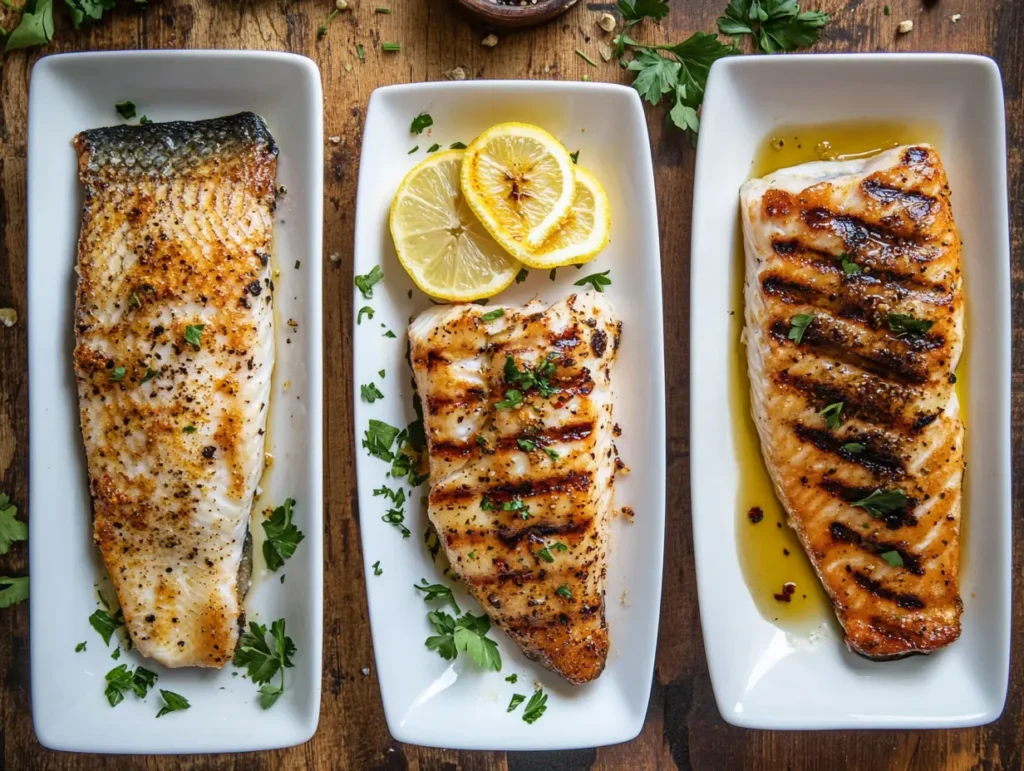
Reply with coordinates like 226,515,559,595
0,0,1019,768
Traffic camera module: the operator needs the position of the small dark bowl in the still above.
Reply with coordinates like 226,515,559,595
454,0,580,28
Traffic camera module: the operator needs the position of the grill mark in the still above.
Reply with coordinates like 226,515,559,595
769,320,928,383
819,480,917,530
828,522,924,575
426,388,486,412
469,569,541,587
853,571,925,610
792,423,905,476
432,421,595,458
861,178,937,220
496,519,591,548
432,470,592,504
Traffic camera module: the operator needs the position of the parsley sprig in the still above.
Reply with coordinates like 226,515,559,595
717,0,830,54
104,664,157,707
414,578,461,614
0,493,27,555
262,498,305,572
574,270,612,293
233,619,296,709
425,611,502,671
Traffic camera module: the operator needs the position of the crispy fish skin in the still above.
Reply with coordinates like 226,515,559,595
73,113,277,668
741,144,963,658
410,292,620,684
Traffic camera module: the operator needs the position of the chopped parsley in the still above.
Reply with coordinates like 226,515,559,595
517,438,536,452
410,113,433,135
354,265,384,299
555,584,572,599
427,143,441,153
104,664,157,707
129,292,141,308
110,366,126,381
372,561,383,576
111,648,120,660
183,324,205,349
788,313,813,343
481,308,505,322
503,353,560,398
233,619,296,709
575,48,598,66
140,367,158,383
361,382,384,403
89,608,124,646
408,146,419,154
425,611,501,671
357,43,366,62
879,550,904,568
535,541,568,563
544,448,560,461
357,306,375,324
502,497,530,519
851,488,909,519
383,330,397,339
819,401,843,429
522,688,548,723
842,442,865,454
574,270,611,292
75,642,86,652
507,694,527,712
115,100,137,120
378,369,385,378
838,253,862,275
887,312,933,339
0,576,28,608
515,268,529,284
362,419,401,461
450,141,468,149
382,508,410,538
414,579,461,614
505,673,518,684
183,425,197,434
570,149,580,164
716,0,830,54
156,690,191,718
262,498,305,572
494,389,524,410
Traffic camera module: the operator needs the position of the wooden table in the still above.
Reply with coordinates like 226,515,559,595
0,1,1019,768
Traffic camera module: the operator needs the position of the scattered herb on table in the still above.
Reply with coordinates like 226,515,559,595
574,270,611,292
233,619,296,709
382,42,401,52
0,493,28,555
317,8,339,39
262,498,305,572
575,48,597,66
372,560,383,576
357,43,366,62
355,265,384,299
716,0,830,55
410,112,433,134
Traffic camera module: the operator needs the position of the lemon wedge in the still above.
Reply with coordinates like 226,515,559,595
390,150,520,302
518,166,611,269
461,122,576,253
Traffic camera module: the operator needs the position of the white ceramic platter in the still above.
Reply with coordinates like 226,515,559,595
353,81,665,750
28,51,324,753
690,54,1011,729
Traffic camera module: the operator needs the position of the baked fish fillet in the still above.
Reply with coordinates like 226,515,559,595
73,113,277,668
409,292,621,683
741,144,964,659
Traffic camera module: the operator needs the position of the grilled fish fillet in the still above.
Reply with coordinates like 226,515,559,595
742,145,964,658
409,292,621,683
73,113,277,668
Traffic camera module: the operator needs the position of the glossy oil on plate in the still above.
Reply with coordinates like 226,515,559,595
690,54,1011,729
28,51,324,753
353,81,665,750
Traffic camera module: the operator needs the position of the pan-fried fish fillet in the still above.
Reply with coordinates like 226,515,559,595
73,113,277,668
741,145,964,658
409,292,621,683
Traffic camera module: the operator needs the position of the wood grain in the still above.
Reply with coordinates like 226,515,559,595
0,1,1020,769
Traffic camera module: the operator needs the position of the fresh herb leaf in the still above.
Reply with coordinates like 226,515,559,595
453,612,502,671
361,382,384,403
75,641,86,652
883,4,890,15
617,0,670,23
535,542,567,563
139,116,151,125
879,550,904,568
574,270,612,292
373,484,406,506
819,401,843,430
543,447,560,461
408,145,419,154
842,442,865,454
115,100,137,119
851,488,910,518
104,664,157,707
839,253,862,275
0,493,27,555
378,369,385,378
450,141,467,149
89,608,124,645
517,438,537,452
383,329,397,339
494,389,524,410
515,268,529,284
507,693,527,712
425,610,458,660
155,690,191,718
414,580,461,614
362,419,401,461
382,508,410,538
354,265,384,299
372,560,383,576
5,0,55,51
131,667,158,698
426,143,441,153
788,313,813,343
357,306,375,324
502,497,530,520
375,6,391,13
717,0,830,54
887,312,933,339
111,647,120,660
184,324,204,349
110,366,126,381
262,498,304,572
555,584,572,599
0,576,28,608
506,673,518,683
522,688,548,724
233,619,295,710
481,308,505,322
570,150,580,164
183,425,197,434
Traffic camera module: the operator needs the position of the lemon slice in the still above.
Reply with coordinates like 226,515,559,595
461,122,576,253
518,166,611,269
390,150,520,302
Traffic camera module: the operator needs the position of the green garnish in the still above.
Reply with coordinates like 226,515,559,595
507,694,526,712
851,488,910,518
517,438,536,452
361,383,384,403
819,401,843,429
494,389,524,410
129,292,141,308
357,306,375,324
0,576,28,608
89,607,124,646
543,448,560,461
842,442,865,454
375,6,391,13
115,100,136,120
426,143,441,153
883,4,891,15
503,353,560,398
110,366,126,381
140,367,158,384
262,498,305,572
75,642,86,652
575,48,598,66
183,425,197,434
515,268,529,284
355,265,384,299
233,619,296,709
522,688,548,724
887,312,933,338
382,42,401,52
111,648,120,660
450,141,468,149
139,116,151,125
550,268,557,281
414,580,461,614
155,690,191,718
382,508,410,538
372,561,383,576
502,497,530,520
0,493,28,555
481,308,505,322
555,584,572,599
716,0,830,54
184,324,204,349
383,330,397,339
879,550,904,568
410,112,433,134
574,270,612,292
317,9,339,39
104,664,157,707
570,149,580,164
378,369,385,378
357,43,366,62
424,611,502,671
788,313,813,343
362,419,401,461
839,253,862,275
506,673,518,684
535,541,568,563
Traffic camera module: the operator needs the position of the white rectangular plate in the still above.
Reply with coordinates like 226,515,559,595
28,51,324,753
690,54,1011,730
353,81,665,750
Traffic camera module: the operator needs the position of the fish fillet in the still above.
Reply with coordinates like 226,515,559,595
741,144,964,658
73,113,277,668
409,292,621,683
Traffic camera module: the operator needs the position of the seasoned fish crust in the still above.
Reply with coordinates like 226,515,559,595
74,113,277,668
742,145,964,659
410,293,621,684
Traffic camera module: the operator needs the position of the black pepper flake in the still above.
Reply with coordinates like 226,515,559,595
202,446,216,459
145,614,156,622
256,252,270,266
773,582,796,603
247,280,262,296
